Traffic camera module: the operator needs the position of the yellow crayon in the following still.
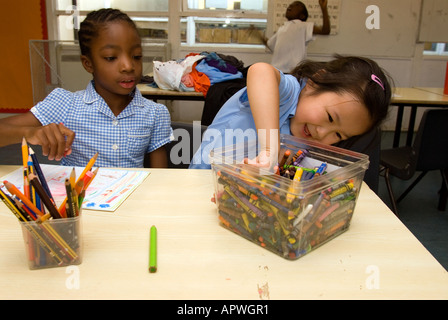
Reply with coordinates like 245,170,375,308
293,167,303,181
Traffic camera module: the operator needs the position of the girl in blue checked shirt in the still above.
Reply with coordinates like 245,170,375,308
0,9,172,168
190,56,392,173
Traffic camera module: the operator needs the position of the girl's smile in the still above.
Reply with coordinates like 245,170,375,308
290,83,372,145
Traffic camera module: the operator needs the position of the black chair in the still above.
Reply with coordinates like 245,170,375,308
145,121,208,168
335,126,382,194
380,108,448,215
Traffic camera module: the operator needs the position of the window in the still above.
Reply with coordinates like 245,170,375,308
55,0,169,41
52,0,267,46
423,42,448,56
182,0,267,45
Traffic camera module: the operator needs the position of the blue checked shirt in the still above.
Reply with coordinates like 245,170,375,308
31,81,172,168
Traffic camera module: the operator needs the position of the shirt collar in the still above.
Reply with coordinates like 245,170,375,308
83,81,146,116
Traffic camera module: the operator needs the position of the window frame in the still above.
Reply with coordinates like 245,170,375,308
47,0,269,52
423,42,448,57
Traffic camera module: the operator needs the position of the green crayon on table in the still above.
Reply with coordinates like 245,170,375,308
149,225,157,273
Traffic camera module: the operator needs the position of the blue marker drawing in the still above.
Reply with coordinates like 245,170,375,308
99,204,110,208
86,202,96,208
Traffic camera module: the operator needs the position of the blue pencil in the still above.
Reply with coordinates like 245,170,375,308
29,147,55,204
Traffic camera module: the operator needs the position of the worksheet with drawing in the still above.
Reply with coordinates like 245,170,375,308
0,165,149,212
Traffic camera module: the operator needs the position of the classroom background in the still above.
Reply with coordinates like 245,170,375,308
1,0,447,131
0,0,447,273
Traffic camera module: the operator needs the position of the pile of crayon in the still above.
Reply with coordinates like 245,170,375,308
0,138,98,269
213,147,361,260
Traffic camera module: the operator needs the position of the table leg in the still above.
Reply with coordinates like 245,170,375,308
393,105,404,147
438,169,448,211
406,106,417,146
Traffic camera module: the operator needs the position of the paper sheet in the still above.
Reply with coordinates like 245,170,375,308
0,164,150,212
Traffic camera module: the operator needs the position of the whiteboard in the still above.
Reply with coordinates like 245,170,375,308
271,0,422,58
273,0,341,35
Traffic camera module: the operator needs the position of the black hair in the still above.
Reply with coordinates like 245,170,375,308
78,8,139,56
295,1,309,21
289,1,309,21
290,55,393,130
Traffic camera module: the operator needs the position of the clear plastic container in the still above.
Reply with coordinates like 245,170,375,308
210,134,369,260
20,215,82,269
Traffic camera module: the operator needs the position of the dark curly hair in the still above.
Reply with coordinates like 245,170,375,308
78,8,138,56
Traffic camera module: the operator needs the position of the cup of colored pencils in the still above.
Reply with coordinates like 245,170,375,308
0,139,98,269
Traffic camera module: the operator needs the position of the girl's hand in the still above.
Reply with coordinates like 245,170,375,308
242,149,279,173
26,123,75,161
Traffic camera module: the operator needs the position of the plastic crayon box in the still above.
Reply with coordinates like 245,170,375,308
210,134,369,260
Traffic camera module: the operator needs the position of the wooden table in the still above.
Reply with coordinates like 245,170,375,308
391,87,448,147
414,87,448,96
137,84,205,102
1,167,447,300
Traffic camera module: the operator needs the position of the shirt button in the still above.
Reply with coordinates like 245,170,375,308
112,120,119,126
112,144,119,150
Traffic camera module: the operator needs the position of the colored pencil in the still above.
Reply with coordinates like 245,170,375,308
3,180,43,218
29,146,55,204
28,173,62,219
58,152,98,215
149,225,157,273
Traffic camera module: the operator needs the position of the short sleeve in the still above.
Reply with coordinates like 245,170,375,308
305,22,314,42
30,88,73,125
148,103,173,152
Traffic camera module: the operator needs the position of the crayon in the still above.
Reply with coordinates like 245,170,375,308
314,162,327,177
292,149,307,166
293,167,303,181
279,149,291,168
328,182,354,199
149,225,157,273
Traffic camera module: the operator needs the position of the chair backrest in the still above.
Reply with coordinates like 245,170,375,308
144,121,208,169
413,108,448,171
166,121,208,168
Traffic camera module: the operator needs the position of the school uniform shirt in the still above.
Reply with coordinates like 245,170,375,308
189,71,304,169
31,81,172,168
267,19,314,73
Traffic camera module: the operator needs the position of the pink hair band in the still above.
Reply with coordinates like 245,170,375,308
371,74,385,91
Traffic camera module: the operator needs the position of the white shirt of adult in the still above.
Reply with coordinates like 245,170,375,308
267,20,314,73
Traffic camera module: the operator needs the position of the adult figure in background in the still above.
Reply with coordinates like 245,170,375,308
264,0,330,73
201,1,331,126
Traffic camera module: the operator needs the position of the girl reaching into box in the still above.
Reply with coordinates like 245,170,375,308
190,55,392,174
